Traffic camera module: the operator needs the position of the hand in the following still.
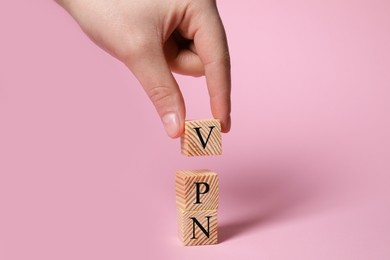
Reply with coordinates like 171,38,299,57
56,0,231,138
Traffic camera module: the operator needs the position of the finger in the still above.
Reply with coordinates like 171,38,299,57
169,49,204,76
124,40,185,138
192,2,231,132
164,37,204,76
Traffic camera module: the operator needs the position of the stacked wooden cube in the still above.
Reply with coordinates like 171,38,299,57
176,119,221,246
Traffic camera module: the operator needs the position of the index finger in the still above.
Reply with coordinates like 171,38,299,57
192,1,231,132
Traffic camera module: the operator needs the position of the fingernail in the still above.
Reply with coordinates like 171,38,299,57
226,116,231,132
222,116,231,133
162,112,179,138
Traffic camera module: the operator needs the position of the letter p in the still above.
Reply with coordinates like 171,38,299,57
194,182,210,204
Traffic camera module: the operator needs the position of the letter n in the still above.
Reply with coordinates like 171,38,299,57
190,216,211,239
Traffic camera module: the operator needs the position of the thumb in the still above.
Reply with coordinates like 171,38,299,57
124,41,185,138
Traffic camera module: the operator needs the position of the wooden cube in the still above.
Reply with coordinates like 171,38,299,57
177,209,218,246
176,170,219,211
181,119,222,156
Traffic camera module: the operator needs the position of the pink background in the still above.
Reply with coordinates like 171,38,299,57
1,0,390,259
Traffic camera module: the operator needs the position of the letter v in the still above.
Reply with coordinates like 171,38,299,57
193,126,215,149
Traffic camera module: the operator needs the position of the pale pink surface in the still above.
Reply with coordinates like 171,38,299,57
1,1,390,259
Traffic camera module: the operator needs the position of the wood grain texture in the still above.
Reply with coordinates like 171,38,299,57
181,119,222,156
177,209,218,246
176,170,219,211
